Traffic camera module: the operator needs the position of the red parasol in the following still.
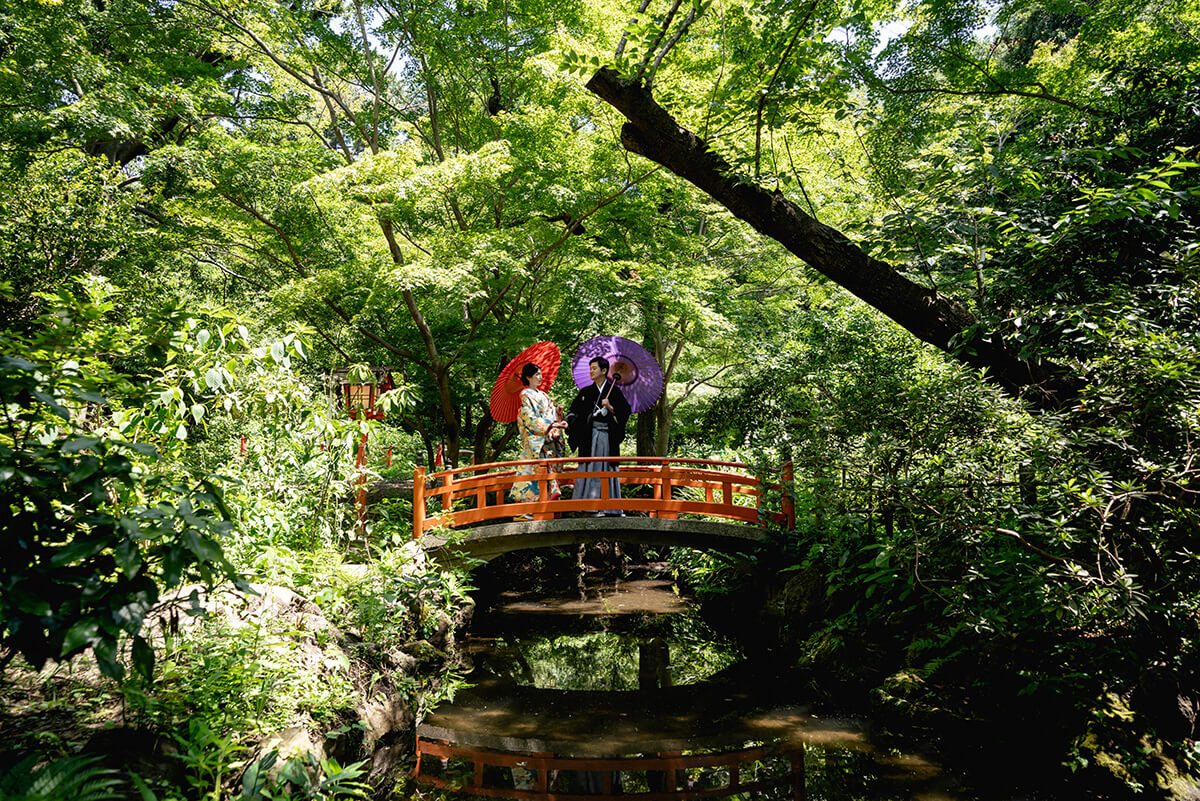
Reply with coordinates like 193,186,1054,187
489,341,561,423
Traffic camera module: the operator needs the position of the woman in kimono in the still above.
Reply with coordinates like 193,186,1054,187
566,356,632,517
510,362,566,504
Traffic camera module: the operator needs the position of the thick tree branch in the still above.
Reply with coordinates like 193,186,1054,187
377,219,441,369
312,68,356,164
585,67,1081,412
351,0,382,155
615,0,653,59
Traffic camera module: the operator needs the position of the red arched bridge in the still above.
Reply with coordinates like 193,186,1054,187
412,457,795,561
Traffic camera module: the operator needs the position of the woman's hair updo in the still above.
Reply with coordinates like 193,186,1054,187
520,362,540,387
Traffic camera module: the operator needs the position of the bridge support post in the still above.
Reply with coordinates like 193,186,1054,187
791,747,806,800
413,466,426,539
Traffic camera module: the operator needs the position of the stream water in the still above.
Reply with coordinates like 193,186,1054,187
410,553,1028,800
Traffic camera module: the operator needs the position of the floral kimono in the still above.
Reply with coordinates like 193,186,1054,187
510,387,564,502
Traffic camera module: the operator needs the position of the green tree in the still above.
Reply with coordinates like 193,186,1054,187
112,0,667,465
0,281,243,678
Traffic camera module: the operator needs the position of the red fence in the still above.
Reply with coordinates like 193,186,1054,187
412,457,794,538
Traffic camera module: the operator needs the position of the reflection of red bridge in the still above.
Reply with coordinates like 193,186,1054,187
414,736,804,800
412,457,795,538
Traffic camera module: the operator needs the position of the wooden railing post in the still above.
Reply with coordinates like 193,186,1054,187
532,753,551,793
442,469,454,525
659,461,677,520
652,459,662,513
470,465,485,513
534,460,552,520
782,461,795,530
413,466,426,539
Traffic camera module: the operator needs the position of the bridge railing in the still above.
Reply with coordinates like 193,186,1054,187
413,736,804,800
412,457,795,538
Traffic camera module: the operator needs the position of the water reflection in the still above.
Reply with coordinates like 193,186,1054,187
413,560,960,800
416,739,805,798
472,627,739,691
490,577,691,617
415,666,954,799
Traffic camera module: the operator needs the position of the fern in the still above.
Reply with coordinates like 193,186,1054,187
0,757,40,797
0,754,125,801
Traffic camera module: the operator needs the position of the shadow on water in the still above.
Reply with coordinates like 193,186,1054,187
407,552,964,800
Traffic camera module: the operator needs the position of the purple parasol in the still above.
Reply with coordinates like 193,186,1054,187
572,335,664,414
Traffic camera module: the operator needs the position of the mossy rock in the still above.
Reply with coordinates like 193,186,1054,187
1073,693,1200,799
399,639,447,665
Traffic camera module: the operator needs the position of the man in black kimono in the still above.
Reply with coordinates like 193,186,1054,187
566,356,632,517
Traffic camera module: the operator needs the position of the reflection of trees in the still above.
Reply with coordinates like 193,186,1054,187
527,633,641,691
481,638,536,686
482,627,739,691
662,614,741,687
470,586,743,691
639,637,671,690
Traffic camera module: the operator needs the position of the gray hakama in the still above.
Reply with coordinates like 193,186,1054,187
574,422,622,514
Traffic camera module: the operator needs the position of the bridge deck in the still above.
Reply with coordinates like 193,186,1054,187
421,516,767,562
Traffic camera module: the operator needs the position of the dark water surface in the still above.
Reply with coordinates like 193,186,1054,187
412,562,997,800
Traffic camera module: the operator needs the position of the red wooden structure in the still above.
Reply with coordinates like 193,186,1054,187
411,457,795,538
341,374,393,421
337,368,393,536
414,736,805,800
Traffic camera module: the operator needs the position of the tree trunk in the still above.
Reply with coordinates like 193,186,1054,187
434,367,461,467
651,335,673,456
654,401,671,457
585,68,1081,412
636,402,656,456
474,401,497,463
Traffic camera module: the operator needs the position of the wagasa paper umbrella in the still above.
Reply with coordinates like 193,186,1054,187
571,335,664,414
489,341,561,423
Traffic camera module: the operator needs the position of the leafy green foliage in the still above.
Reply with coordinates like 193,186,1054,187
0,286,242,679
0,0,232,167
166,725,372,801
0,754,125,801
253,752,371,801
0,152,147,326
145,615,356,735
